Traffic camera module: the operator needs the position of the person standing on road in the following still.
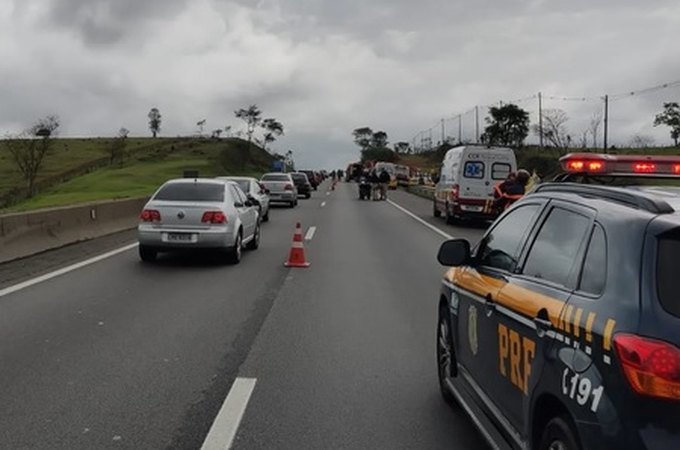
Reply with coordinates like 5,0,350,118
378,168,391,201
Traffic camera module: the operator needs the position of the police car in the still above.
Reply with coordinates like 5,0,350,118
435,153,680,450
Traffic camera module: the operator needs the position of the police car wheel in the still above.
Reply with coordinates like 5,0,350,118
539,416,580,450
437,306,456,405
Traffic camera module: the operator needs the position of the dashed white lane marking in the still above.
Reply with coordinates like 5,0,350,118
0,243,139,299
305,226,317,241
386,200,453,240
321,201,326,208
200,377,257,450
326,191,331,196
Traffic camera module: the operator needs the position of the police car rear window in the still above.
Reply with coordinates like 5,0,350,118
657,233,680,318
464,161,484,179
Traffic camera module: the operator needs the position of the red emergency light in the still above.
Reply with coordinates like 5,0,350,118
560,153,680,177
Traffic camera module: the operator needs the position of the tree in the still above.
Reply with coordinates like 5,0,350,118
148,108,161,138
196,119,206,136
261,118,284,151
394,142,410,153
654,102,680,146
109,127,129,165
4,115,60,197
370,131,389,148
588,111,602,148
352,127,373,150
629,134,655,149
224,125,232,137
532,109,570,151
234,105,262,148
211,129,223,139
480,104,530,148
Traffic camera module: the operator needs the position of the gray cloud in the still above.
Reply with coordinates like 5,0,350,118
1,0,679,169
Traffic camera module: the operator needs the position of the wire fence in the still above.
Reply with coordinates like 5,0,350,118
409,79,680,153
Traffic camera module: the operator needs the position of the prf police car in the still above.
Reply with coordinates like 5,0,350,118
436,153,680,450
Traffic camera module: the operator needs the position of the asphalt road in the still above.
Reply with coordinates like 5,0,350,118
0,181,488,450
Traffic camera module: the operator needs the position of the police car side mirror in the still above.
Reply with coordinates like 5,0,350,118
437,239,471,266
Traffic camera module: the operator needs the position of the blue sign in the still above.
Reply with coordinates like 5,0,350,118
272,160,285,172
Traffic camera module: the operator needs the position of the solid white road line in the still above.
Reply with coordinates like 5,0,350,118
386,200,453,240
305,226,317,241
0,243,139,299
200,377,257,450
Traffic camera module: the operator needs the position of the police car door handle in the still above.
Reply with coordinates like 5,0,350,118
484,294,496,314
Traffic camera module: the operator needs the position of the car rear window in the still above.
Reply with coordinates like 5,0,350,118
262,174,289,182
233,180,250,192
464,161,484,179
292,174,306,181
492,163,512,180
154,183,225,202
657,232,680,318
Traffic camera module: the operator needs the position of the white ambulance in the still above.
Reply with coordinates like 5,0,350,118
434,145,517,223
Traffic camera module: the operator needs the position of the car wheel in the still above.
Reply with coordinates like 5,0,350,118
139,245,157,263
305,193,311,199
433,200,441,218
538,416,580,450
294,200,299,207
437,304,457,405
228,231,242,264
247,223,260,250
445,204,458,225
263,209,270,222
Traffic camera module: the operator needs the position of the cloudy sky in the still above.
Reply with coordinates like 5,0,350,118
1,0,679,169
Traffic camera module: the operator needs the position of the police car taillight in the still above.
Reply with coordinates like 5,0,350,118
614,334,680,401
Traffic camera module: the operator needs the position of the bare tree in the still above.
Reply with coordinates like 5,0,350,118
261,118,284,151
4,115,60,197
211,129,223,139
629,134,655,149
578,130,589,149
532,109,570,151
234,105,262,149
588,111,603,148
224,125,232,137
196,119,207,136
109,127,130,165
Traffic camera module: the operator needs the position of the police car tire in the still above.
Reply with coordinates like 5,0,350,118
437,306,457,405
538,415,580,450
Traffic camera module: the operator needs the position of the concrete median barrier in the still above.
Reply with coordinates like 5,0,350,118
0,197,148,264
406,185,435,200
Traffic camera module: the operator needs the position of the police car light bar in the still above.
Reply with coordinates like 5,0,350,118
560,153,680,176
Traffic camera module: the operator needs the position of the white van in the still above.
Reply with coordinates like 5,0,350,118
434,145,517,223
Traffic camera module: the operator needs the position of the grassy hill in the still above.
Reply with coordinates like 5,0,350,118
0,137,275,212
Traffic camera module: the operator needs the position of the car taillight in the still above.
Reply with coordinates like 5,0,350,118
614,333,680,401
449,184,459,202
202,211,227,224
140,209,161,222
284,184,294,191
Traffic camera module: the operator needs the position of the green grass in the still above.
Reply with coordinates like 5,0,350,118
1,137,274,212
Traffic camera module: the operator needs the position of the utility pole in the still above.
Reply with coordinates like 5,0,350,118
441,118,446,145
475,106,480,143
603,95,609,153
458,114,462,144
538,92,544,149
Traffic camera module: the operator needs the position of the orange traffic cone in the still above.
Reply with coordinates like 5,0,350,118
284,222,311,268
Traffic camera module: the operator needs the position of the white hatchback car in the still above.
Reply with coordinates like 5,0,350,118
137,178,260,263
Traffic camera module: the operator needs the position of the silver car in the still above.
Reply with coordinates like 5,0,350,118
217,176,270,222
137,178,260,263
260,173,298,208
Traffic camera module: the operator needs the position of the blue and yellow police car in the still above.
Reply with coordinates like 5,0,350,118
436,153,680,450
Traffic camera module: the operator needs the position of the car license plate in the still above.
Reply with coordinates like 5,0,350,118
461,205,483,212
167,233,195,243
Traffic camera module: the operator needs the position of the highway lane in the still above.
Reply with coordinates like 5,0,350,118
232,183,488,449
0,188,328,450
0,181,489,449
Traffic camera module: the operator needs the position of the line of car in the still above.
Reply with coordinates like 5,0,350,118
136,171,323,264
